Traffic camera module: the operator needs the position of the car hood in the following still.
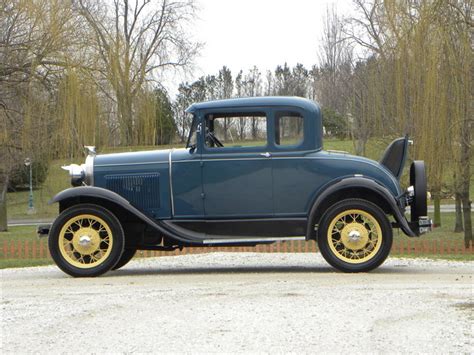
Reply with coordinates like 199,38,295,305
94,149,172,167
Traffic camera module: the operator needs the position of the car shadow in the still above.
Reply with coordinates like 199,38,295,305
105,264,415,277
108,265,332,277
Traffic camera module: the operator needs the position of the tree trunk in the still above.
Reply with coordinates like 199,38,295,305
458,92,472,247
252,117,258,140
117,89,134,145
462,196,472,248
433,194,441,228
459,124,472,247
354,138,366,156
223,118,228,141
0,176,9,232
454,193,463,233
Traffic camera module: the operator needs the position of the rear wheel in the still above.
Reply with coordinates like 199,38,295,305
48,204,124,277
317,199,392,272
112,248,137,270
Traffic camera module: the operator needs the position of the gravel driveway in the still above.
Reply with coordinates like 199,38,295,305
1,253,473,353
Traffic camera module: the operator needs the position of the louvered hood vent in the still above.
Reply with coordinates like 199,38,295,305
105,173,160,211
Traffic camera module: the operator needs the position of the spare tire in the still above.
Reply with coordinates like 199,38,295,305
409,161,427,222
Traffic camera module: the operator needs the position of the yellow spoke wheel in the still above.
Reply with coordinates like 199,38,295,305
327,209,382,264
318,199,392,272
58,214,114,268
49,204,125,277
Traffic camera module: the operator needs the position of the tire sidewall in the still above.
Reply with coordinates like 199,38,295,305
410,161,427,220
49,204,125,277
317,199,393,272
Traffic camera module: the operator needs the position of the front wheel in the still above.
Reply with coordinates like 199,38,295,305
317,199,393,272
48,204,125,277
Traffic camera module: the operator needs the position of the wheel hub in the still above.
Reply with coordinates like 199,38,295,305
72,227,101,255
340,223,369,250
348,230,361,242
79,235,92,246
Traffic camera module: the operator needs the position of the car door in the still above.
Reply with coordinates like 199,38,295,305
271,109,317,217
201,109,273,218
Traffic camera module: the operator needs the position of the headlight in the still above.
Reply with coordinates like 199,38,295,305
62,147,95,186
62,163,85,186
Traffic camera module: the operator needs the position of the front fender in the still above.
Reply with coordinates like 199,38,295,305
49,186,202,245
49,186,134,207
306,177,416,239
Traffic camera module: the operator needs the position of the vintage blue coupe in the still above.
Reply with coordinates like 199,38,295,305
41,97,432,277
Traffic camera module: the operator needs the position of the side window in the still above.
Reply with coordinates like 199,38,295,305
205,112,267,149
275,111,304,146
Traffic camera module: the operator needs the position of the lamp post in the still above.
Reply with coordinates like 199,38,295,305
24,158,35,214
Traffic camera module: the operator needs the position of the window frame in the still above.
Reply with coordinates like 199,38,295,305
201,108,271,154
274,110,305,148
271,108,307,151
185,113,200,150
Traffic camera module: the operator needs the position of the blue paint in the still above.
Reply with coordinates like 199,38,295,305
90,97,403,221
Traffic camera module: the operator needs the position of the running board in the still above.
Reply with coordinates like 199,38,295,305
203,236,306,245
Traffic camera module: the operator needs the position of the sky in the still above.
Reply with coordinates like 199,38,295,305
163,0,354,96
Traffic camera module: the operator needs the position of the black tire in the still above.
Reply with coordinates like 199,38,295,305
410,161,428,222
317,199,393,272
48,204,125,277
112,248,137,270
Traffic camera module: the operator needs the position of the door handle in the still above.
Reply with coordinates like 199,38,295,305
260,152,271,158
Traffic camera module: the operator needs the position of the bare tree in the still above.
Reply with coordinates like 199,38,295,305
75,0,200,145
216,66,233,140
243,66,262,140
0,0,80,230
317,5,352,114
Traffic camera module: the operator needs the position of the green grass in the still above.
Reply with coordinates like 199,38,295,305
391,212,473,261
391,254,471,261
1,259,53,269
7,159,71,219
0,226,52,269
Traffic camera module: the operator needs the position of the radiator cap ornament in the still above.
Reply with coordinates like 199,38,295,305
84,146,96,157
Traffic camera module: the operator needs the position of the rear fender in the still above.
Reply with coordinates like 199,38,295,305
306,177,416,239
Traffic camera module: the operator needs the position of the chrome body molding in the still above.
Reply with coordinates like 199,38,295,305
94,161,168,167
202,236,306,244
169,148,175,217
327,149,349,154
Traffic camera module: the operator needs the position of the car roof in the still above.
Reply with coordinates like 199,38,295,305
186,96,320,114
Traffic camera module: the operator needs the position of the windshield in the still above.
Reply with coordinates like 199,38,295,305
186,113,199,149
